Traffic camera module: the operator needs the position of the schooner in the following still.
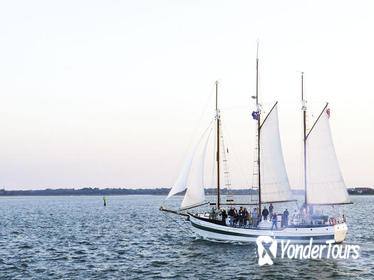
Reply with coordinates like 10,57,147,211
160,52,351,243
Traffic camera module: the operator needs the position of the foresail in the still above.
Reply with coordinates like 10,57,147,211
260,104,294,203
180,126,213,210
166,140,200,200
166,121,213,201
306,107,350,205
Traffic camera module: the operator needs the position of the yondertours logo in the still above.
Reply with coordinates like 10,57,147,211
256,236,360,266
256,236,278,266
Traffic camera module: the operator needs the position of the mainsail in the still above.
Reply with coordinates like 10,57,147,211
306,107,350,205
166,123,213,209
259,104,294,203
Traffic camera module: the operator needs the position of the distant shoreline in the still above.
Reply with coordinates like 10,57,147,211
0,187,255,197
0,187,372,196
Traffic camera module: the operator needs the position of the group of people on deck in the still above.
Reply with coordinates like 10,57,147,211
225,207,251,227
261,205,289,229
217,203,290,229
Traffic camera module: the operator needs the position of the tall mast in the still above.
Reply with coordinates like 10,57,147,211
256,44,261,213
216,81,221,209
301,72,307,208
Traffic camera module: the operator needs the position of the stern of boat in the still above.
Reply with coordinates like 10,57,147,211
334,223,348,243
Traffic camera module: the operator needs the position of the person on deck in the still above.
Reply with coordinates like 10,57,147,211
262,206,269,221
271,213,278,230
239,207,244,226
269,203,274,215
221,209,228,226
228,207,235,227
210,207,216,219
283,209,289,227
234,209,239,226
243,208,248,226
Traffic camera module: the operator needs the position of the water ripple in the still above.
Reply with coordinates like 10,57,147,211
0,195,372,279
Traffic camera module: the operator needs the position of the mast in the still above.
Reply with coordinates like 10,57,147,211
301,72,307,208
216,81,221,209
256,44,261,213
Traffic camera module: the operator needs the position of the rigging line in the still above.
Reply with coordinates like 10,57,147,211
221,119,251,188
219,105,251,111
173,214,193,235
251,121,259,202
218,121,232,198
176,117,216,175
202,125,215,191
178,86,217,168
210,123,217,195
161,210,193,235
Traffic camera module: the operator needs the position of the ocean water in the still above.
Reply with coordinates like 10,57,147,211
0,195,373,279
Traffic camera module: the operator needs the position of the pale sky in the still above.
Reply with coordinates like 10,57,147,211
0,0,373,190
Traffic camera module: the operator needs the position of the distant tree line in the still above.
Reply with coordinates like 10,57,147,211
0,187,257,196
347,187,374,195
0,187,370,196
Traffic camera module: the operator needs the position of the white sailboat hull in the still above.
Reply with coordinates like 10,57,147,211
189,215,347,244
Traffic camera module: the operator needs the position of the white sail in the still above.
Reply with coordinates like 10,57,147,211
166,122,213,200
260,104,294,203
306,107,350,205
180,127,213,210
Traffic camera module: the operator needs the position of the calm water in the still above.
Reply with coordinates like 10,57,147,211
0,195,373,279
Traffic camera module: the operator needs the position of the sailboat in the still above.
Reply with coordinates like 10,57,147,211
160,53,351,243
